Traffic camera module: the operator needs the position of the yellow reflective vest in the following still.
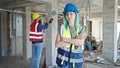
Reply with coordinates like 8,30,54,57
61,24,84,50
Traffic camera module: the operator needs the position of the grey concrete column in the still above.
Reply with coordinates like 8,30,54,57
103,0,118,62
23,7,32,60
0,11,7,56
45,0,58,67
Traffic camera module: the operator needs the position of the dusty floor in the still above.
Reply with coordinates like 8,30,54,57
0,56,120,68
0,56,29,68
0,49,120,68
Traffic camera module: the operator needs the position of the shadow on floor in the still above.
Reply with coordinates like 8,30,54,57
0,56,29,68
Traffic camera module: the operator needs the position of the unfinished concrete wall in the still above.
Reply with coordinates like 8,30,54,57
92,19,103,41
22,7,32,60
9,13,23,57
0,11,7,56
0,12,1,56
15,14,23,56
103,0,118,62
45,0,58,67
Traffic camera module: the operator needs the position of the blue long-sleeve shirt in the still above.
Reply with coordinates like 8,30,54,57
37,23,48,30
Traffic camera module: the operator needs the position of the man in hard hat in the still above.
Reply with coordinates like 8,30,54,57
29,13,48,68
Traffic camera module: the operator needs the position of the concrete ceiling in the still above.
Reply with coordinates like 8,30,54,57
0,0,103,13
57,0,103,18
58,0,103,14
58,0,120,18
0,0,120,18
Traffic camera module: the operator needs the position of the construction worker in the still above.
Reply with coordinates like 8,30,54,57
29,13,48,68
55,3,86,68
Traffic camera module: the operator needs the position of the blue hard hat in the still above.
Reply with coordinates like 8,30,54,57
63,3,79,14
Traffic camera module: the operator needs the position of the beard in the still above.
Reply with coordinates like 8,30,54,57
38,20,42,23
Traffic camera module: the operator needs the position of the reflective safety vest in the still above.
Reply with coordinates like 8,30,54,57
29,21,43,42
56,24,84,68
62,25,78,50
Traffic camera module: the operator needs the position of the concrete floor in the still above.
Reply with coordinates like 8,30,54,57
0,56,29,68
0,56,47,68
0,56,120,68
83,63,120,68
0,48,120,68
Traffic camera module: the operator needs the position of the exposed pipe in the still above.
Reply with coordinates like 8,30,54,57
0,8,25,14
0,8,47,15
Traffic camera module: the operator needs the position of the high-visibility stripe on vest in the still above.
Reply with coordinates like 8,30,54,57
29,21,43,42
